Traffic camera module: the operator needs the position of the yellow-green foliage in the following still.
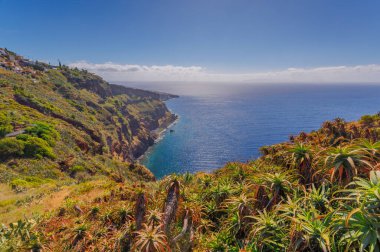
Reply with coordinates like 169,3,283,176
0,138,24,159
0,122,59,160
360,114,380,125
2,115,379,252
10,176,54,191
0,50,177,250
0,112,13,137
25,122,60,145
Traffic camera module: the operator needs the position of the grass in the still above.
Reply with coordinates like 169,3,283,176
0,50,174,241
8,49,380,251
1,115,377,251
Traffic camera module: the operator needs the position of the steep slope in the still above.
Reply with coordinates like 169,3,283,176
0,49,177,224
1,48,380,252
23,115,379,252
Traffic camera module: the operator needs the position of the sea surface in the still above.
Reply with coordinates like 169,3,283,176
122,82,380,178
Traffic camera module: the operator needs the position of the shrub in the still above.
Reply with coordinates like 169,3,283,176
360,114,379,125
0,125,13,138
69,165,85,176
23,136,56,159
25,122,60,145
0,112,13,138
0,199,16,207
0,138,24,160
0,134,56,160
10,176,52,192
0,79,10,87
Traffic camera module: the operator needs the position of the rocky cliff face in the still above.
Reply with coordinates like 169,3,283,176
0,48,177,164
110,83,179,101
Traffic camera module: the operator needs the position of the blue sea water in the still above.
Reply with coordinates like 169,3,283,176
126,83,380,178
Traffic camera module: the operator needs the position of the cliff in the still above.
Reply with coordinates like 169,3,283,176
0,48,182,216
0,48,177,163
3,111,380,251
1,50,379,251
0,48,182,226
110,83,179,101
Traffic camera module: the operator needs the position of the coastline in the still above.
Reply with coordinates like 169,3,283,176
137,97,180,164
152,115,179,143
137,115,179,163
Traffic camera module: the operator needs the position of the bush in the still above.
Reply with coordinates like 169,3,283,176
0,112,13,138
22,136,56,159
69,165,85,176
0,138,24,160
360,114,379,125
10,176,53,192
25,122,60,145
0,125,13,138
0,133,56,160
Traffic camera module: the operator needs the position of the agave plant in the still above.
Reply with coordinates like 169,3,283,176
354,139,380,163
307,184,331,214
207,230,236,251
182,201,205,228
133,224,170,252
335,207,380,252
222,194,253,239
339,170,380,212
259,144,290,167
288,143,314,185
248,209,287,251
146,209,163,228
259,171,296,208
224,193,251,211
325,146,372,184
332,171,380,251
208,179,236,205
70,224,91,247
293,210,333,252
182,172,194,185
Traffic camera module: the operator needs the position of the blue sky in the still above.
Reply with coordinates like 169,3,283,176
1,0,380,82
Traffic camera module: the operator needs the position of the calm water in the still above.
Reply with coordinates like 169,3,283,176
124,83,380,178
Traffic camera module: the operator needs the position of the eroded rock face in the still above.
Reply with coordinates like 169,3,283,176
1,48,178,164
110,84,179,101
104,101,177,161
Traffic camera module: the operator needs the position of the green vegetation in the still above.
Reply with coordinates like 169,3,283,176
0,112,13,137
0,138,24,159
1,115,380,251
1,49,379,251
0,49,176,250
24,122,60,145
0,123,58,160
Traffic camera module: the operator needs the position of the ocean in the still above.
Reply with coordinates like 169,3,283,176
122,82,380,178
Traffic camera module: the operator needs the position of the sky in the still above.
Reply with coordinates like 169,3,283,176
1,0,380,83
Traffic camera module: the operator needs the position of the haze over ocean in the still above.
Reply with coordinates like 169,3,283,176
121,83,380,178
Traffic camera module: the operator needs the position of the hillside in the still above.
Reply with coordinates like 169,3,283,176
3,112,380,252
1,49,380,252
0,49,177,225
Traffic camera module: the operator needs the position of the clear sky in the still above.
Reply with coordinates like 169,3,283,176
1,0,380,82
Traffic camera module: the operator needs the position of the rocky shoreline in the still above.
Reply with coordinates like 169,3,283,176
135,98,179,164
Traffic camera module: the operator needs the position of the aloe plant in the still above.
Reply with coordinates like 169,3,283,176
325,146,371,184
133,224,170,252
